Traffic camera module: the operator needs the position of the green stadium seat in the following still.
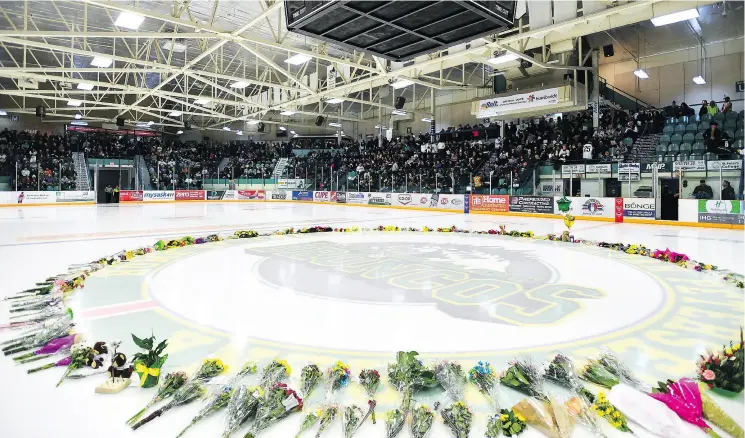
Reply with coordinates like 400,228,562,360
685,123,698,133
738,119,744,130
739,110,744,120
666,117,677,125
682,133,695,143
698,122,710,132
713,112,725,122
671,134,683,143
725,111,738,121
704,152,718,161
655,144,668,154
695,132,705,141
623,137,634,146
736,129,744,140
701,114,712,122
674,124,687,134
677,116,688,124
659,134,671,144
663,125,674,134
724,119,737,131
725,129,736,139
735,139,744,151
667,143,680,153
679,143,692,154
692,141,705,153
657,155,666,162
689,153,703,161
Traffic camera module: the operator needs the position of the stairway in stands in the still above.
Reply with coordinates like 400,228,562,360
72,152,91,190
272,157,289,178
134,155,152,190
627,134,661,161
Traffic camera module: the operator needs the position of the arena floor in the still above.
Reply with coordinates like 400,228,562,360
1,203,743,438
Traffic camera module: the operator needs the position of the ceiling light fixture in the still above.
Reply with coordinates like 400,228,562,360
280,110,296,116
392,109,407,116
651,8,699,26
326,98,344,104
67,100,82,107
279,126,286,131
115,11,145,30
290,130,296,134
390,79,413,89
91,57,113,68
75,113,82,119
329,122,342,127
421,117,432,122
223,126,231,131
285,53,312,65
176,130,184,135
168,110,183,117
247,120,261,125
633,69,649,79
692,75,706,85
230,81,249,88
71,121,88,126
77,83,94,91
194,99,211,105
487,53,519,65
236,130,243,135
161,41,187,53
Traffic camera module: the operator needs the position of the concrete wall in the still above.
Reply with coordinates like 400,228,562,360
599,40,744,111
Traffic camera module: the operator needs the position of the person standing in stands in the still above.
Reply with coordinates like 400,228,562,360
699,100,709,118
722,96,733,114
104,184,112,203
704,121,724,154
707,100,719,115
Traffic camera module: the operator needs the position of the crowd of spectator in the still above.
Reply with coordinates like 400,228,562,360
0,129,76,190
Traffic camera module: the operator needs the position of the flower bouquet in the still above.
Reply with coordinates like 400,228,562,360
126,371,188,425
259,359,292,391
441,401,472,438
131,332,168,388
565,394,607,437
300,364,323,398
696,381,744,438
410,404,435,438
193,357,229,382
295,410,321,438
175,385,234,437
12,333,84,364
222,385,263,438
56,342,108,386
650,378,731,438
387,351,438,413
243,383,303,438
325,360,351,400
358,369,381,423
2,315,74,356
597,350,645,390
385,409,406,438
511,397,573,438
235,230,259,239
580,359,619,389
435,361,467,403
501,359,546,400
233,361,258,383
342,403,376,438
487,409,527,437
607,383,683,437
468,361,500,411
131,380,208,430
315,404,338,437
697,328,744,394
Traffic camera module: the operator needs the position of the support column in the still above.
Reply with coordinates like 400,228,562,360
592,50,600,129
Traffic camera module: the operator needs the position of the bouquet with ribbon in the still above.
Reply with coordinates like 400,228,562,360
410,404,435,438
649,378,724,437
300,364,323,398
358,369,381,423
435,361,467,403
468,361,500,411
176,385,234,437
126,371,188,425
131,332,168,388
131,380,208,430
221,385,263,438
56,342,108,386
315,404,338,437
243,383,303,438
385,409,406,438
12,333,84,364
697,328,744,393
259,359,292,391
501,359,546,400
580,359,619,389
295,410,321,438
387,351,438,413
486,409,527,437
325,360,351,400
441,401,472,438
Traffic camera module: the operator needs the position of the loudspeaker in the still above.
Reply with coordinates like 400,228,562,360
395,96,406,110
35,106,46,118
257,122,265,132
116,117,125,127
315,116,324,126
184,121,192,130
493,75,507,94
602,44,614,57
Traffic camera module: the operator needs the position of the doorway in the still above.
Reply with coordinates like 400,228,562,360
659,178,679,221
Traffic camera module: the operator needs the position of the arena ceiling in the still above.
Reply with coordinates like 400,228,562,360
0,0,725,134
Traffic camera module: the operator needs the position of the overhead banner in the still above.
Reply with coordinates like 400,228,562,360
143,191,174,202
119,190,144,202
707,160,743,170
673,160,706,171
698,200,744,225
623,199,655,218
175,190,205,201
508,196,554,214
476,87,560,117
470,194,509,213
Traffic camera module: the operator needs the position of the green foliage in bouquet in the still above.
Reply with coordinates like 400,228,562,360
486,409,527,437
387,351,438,413
131,333,168,388
697,328,744,394
500,360,546,400
441,401,472,438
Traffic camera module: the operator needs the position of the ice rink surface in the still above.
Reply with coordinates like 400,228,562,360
0,202,743,438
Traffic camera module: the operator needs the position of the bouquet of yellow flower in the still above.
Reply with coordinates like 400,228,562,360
259,359,291,391
590,392,631,433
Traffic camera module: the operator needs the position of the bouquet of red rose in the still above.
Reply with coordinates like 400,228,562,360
358,369,381,423
697,328,744,393
243,383,303,438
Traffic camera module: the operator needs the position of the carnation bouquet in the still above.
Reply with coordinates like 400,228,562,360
295,410,321,438
387,351,438,413
300,364,323,398
243,383,303,438
259,359,292,391
441,401,472,438
358,369,381,423
697,329,744,394
384,408,406,438
176,385,234,437
325,360,351,400
410,404,435,438
315,404,338,437
435,361,467,403
126,371,188,425
501,359,546,400
486,409,527,437
468,361,500,411
221,385,263,438
131,380,208,430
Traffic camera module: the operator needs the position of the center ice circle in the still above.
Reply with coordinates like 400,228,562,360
147,233,667,353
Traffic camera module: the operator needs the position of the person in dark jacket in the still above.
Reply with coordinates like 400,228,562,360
704,121,724,154
722,180,736,200
699,100,709,118
693,179,713,199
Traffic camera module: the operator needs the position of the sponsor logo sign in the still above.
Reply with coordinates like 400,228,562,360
119,190,144,202
437,194,465,210
561,164,585,175
56,191,95,202
292,191,313,201
368,193,391,206
586,163,612,173
175,190,205,201
477,87,560,117
143,191,175,202
277,178,305,189
541,183,563,195
642,162,671,173
470,195,509,213
508,196,554,214
397,194,412,205
618,162,641,174
581,198,605,216
697,200,744,225
673,160,706,171
615,197,624,223
271,191,288,200
345,192,369,204
623,199,655,218
313,191,335,202
336,192,346,203
206,191,226,200
618,173,641,181
233,190,265,200
12,191,55,204
707,160,743,171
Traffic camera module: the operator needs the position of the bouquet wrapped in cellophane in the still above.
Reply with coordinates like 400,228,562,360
580,359,619,389
176,385,234,437
243,383,303,438
468,361,500,412
14,333,84,364
597,350,647,390
358,369,381,423
486,409,527,437
410,404,435,438
512,395,574,438
651,378,735,438
440,401,472,438
314,404,338,438
131,380,208,430
385,409,406,438
126,371,188,426
342,403,375,438
221,385,263,438
300,364,323,399
434,360,467,403
325,361,351,400
2,315,74,356
259,359,292,391
501,359,547,400
295,409,321,438
387,351,438,413
232,361,258,383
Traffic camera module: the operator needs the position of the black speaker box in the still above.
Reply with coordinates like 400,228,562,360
35,106,46,118
603,44,614,57
315,116,324,126
116,117,125,127
395,96,406,110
